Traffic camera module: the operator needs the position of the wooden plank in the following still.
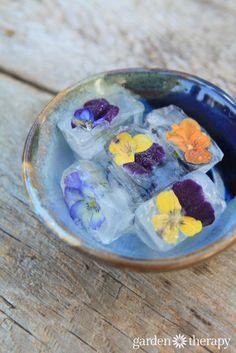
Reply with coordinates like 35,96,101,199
0,73,235,352
0,0,235,95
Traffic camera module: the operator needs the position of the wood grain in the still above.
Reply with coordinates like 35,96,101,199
0,1,235,352
0,0,235,95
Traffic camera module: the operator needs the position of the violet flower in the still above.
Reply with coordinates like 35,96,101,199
71,98,119,130
63,171,105,230
123,143,165,175
172,179,215,226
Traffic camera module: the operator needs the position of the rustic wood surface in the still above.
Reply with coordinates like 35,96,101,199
0,1,235,352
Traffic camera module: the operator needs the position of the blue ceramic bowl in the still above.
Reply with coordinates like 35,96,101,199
22,69,236,271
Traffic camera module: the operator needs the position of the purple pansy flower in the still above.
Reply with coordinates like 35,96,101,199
64,187,83,208
64,171,83,189
172,179,215,226
72,108,94,129
123,162,148,175
63,171,105,230
71,98,119,130
124,143,165,175
84,98,110,119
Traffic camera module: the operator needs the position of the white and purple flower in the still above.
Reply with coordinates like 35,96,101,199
63,171,105,230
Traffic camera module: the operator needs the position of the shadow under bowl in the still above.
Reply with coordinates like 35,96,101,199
22,68,236,271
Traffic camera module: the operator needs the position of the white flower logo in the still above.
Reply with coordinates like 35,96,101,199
172,334,187,349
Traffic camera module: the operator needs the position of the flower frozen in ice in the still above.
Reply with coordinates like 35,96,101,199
63,171,105,230
109,132,165,175
172,179,215,226
166,118,212,164
71,98,119,130
109,132,152,165
151,179,215,244
152,189,202,244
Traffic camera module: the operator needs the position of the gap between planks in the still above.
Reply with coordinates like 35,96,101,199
0,66,57,96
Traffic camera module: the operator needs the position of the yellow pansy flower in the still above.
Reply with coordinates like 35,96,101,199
152,190,202,244
109,132,153,166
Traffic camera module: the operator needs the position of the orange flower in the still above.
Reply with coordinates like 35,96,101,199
166,118,212,164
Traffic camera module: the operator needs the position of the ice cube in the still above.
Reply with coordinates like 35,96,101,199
146,105,186,128
61,160,134,244
135,171,226,251
107,125,188,203
146,105,224,173
57,84,145,160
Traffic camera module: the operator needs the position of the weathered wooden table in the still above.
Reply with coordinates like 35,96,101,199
0,1,235,352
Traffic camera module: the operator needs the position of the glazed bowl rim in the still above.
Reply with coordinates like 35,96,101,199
22,68,236,271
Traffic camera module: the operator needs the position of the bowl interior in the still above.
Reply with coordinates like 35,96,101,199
24,69,236,265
